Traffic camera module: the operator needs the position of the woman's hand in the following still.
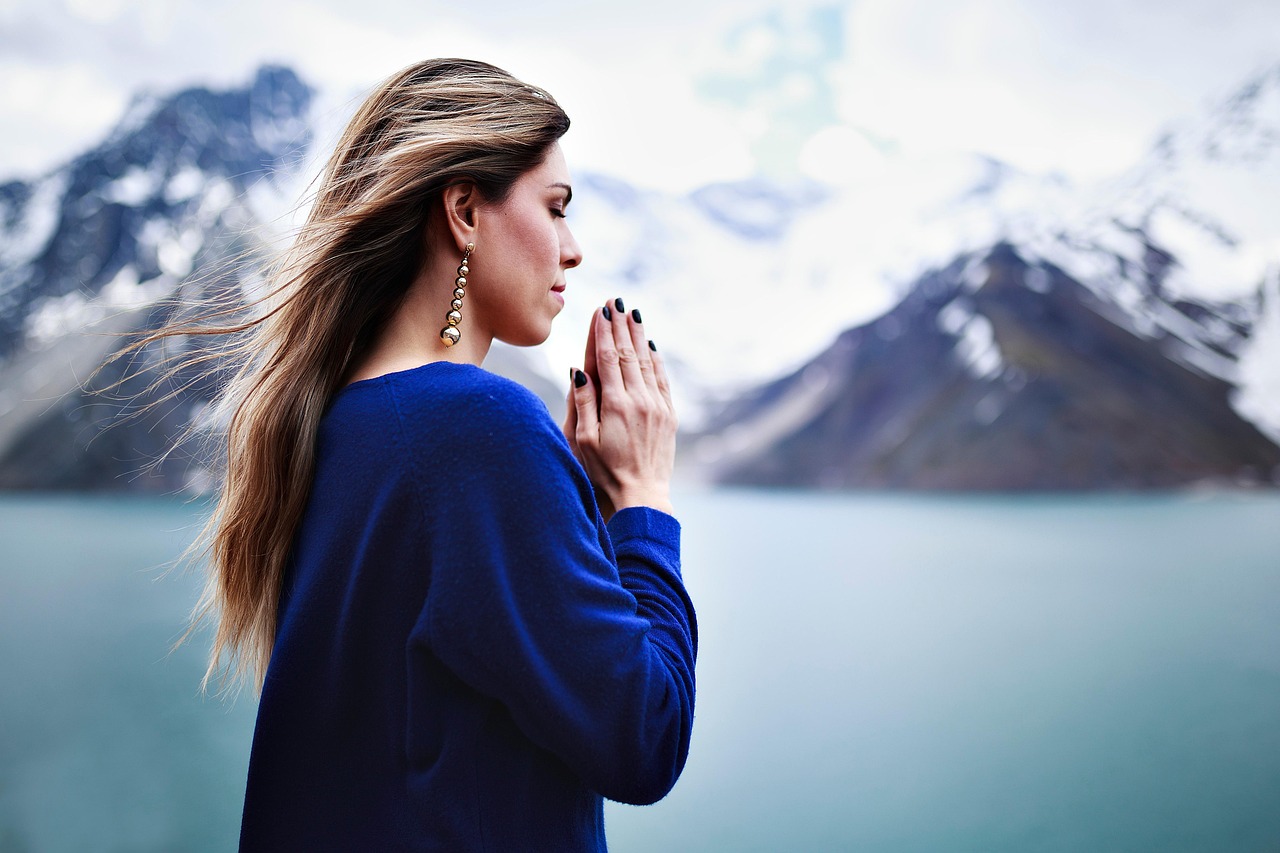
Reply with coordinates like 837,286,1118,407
563,299,677,522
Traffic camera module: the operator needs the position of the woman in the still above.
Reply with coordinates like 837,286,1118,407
176,59,696,849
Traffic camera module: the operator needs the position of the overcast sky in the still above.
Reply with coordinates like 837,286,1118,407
1,0,1278,191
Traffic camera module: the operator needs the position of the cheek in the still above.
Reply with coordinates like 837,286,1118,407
523,224,558,269
481,199,560,293
505,210,557,268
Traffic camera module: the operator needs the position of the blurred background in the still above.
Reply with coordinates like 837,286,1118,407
1,0,1278,850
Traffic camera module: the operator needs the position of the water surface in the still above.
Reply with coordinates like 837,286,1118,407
1,491,1276,851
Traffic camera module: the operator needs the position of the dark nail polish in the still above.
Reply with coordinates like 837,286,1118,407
614,297,625,312
648,339,657,352
631,308,642,323
602,305,612,320
573,369,587,388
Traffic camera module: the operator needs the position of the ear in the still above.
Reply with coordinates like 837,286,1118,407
440,181,480,252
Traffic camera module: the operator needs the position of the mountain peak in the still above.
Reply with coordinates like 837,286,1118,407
1145,59,1280,169
0,65,317,365
1224,60,1280,111
89,64,314,187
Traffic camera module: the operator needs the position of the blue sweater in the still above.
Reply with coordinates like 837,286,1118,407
238,361,698,851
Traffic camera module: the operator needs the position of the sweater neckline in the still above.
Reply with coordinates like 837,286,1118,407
338,360,478,397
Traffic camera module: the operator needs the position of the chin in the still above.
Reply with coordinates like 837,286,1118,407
498,326,553,348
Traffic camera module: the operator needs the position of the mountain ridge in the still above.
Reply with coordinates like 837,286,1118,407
692,242,1280,490
0,63,1277,491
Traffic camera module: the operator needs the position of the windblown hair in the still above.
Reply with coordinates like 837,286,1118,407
141,59,569,692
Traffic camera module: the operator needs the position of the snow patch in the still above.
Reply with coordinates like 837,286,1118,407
958,315,1003,380
1232,269,1280,443
26,291,93,344
102,166,163,206
105,93,162,146
164,166,206,205
1142,298,1241,380
100,265,173,309
1024,266,1052,293
197,180,236,224
137,218,170,252
24,265,176,345
158,229,202,278
137,218,202,278
937,299,1003,380
1166,339,1239,382
961,256,988,292
937,298,973,336
0,171,69,268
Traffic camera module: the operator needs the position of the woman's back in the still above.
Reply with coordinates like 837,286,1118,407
239,362,697,851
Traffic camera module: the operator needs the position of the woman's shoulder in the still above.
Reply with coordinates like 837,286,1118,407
384,360,547,414
380,361,589,505
378,360,560,448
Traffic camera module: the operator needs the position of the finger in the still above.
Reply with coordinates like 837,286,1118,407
624,307,660,398
594,302,625,398
562,369,580,451
570,367,601,447
649,341,675,411
608,297,647,394
582,304,599,387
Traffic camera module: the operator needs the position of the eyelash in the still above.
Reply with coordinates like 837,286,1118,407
550,207,567,219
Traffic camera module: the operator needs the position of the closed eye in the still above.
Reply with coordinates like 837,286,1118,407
548,182,573,218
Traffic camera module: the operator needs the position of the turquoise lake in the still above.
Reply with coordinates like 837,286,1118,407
1,490,1277,851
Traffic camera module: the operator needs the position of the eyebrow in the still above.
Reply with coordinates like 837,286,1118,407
548,182,573,205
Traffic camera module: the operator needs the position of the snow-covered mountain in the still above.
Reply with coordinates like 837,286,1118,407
1,63,1277,490
564,64,1280,426
0,66,608,489
0,66,314,489
679,63,1280,489
997,62,1280,445
691,242,1279,489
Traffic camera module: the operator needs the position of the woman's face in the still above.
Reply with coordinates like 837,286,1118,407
472,143,582,347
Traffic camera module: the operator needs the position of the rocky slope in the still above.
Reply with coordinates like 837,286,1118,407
692,243,1280,489
690,64,1280,490
1,63,1278,491
0,66,315,490
0,67,569,490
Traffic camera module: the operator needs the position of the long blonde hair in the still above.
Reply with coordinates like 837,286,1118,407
135,59,569,692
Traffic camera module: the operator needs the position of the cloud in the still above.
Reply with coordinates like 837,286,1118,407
0,59,128,176
695,5,845,177
833,0,1280,181
0,0,1277,189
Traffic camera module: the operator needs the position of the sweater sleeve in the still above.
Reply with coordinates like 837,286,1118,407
394,377,698,806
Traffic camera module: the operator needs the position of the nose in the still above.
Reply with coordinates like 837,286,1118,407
561,227,583,270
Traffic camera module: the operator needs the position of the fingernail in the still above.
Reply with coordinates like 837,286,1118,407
631,308,642,323
602,305,612,320
569,367,575,384
614,297,625,312
573,369,587,388
648,339,657,352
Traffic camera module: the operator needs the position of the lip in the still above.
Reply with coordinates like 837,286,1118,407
551,283,566,292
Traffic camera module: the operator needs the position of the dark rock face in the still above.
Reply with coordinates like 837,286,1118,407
698,243,1280,490
0,67,313,491
2,62,1278,493
0,66,311,359
0,314,226,491
0,65,569,492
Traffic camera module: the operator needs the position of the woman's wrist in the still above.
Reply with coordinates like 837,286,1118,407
610,488,674,516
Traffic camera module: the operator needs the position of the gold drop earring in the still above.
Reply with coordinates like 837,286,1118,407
440,242,474,347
